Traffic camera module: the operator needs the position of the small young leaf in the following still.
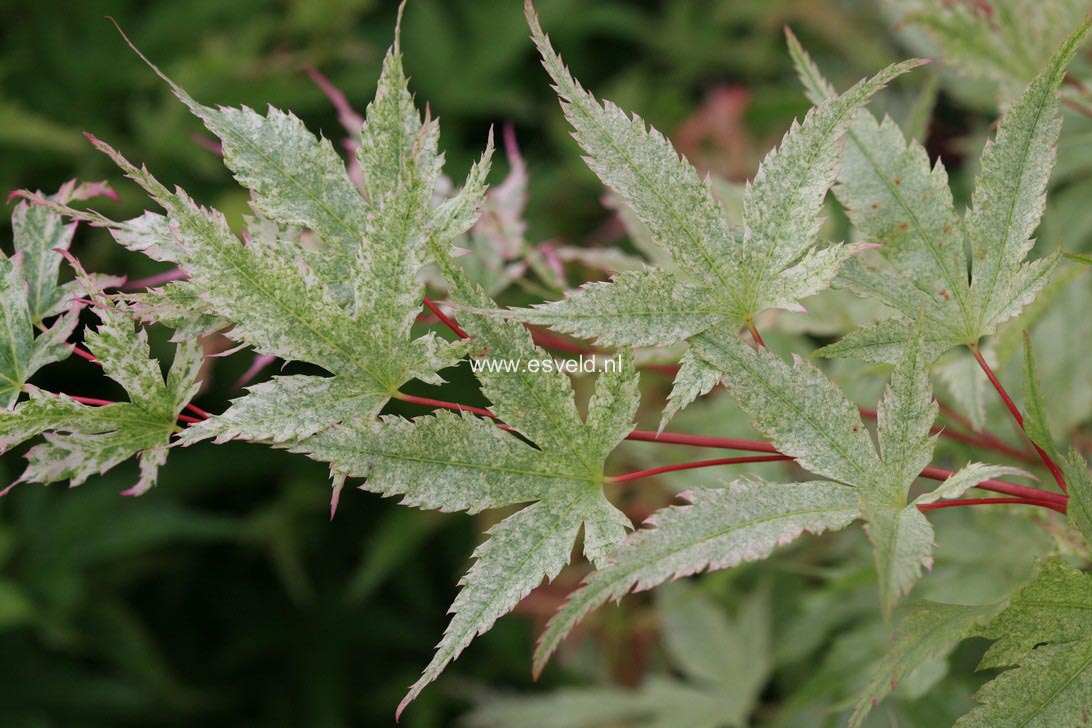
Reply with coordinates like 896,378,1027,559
0,181,116,409
0,264,201,494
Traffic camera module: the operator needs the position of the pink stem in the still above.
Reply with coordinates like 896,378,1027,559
422,296,469,339
747,321,765,348
971,346,1067,492
59,394,201,425
184,403,211,419
610,455,792,483
396,393,497,420
70,344,99,363
917,496,1066,515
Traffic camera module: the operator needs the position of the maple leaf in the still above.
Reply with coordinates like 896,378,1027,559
534,480,860,675
789,21,1092,364
0,181,116,409
293,223,641,715
698,330,1028,616
0,257,201,495
534,329,1029,673
488,2,923,425
956,558,1092,726
40,20,491,446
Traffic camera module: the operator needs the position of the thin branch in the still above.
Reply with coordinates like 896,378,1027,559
69,344,99,363
625,429,781,453
859,405,1033,462
609,455,792,483
394,392,498,420
383,391,1067,504
422,296,469,339
184,403,211,420
67,394,117,407
970,345,1067,492
49,393,202,425
970,346,1024,425
917,496,1066,515
746,321,765,348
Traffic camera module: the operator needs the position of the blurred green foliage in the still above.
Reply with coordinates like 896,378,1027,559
2,0,1082,725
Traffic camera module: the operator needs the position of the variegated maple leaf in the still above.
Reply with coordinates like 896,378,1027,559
492,2,923,425
534,332,1028,674
31,19,487,446
293,223,641,715
0,257,201,495
0,181,116,409
789,21,1092,364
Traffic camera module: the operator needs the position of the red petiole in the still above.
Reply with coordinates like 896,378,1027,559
57,393,203,425
413,297,1069,509
917,497,1066,515
971,345,1067,492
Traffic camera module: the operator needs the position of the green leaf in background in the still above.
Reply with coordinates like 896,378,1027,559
470,582,771,728
849,600,999,727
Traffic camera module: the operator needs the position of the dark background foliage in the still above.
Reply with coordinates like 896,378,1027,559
0,1,994,725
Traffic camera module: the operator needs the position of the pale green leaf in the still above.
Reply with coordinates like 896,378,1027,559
850,600,999,728
978,558,1092,669
956,638,1092,727
0,254,77,410
293,410,593,514
794,21,1092,361
0,182,117,408
88,136,464,444
876,325,938,502
293,220,642,711
179,376,388,445
863,504,935,618
0,273,201,494
659,346,727,431
500,269,726,348
396,487,599,717
692,335,881,487
1065,450,1092,546
533,481,860,675
525,3,920,423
